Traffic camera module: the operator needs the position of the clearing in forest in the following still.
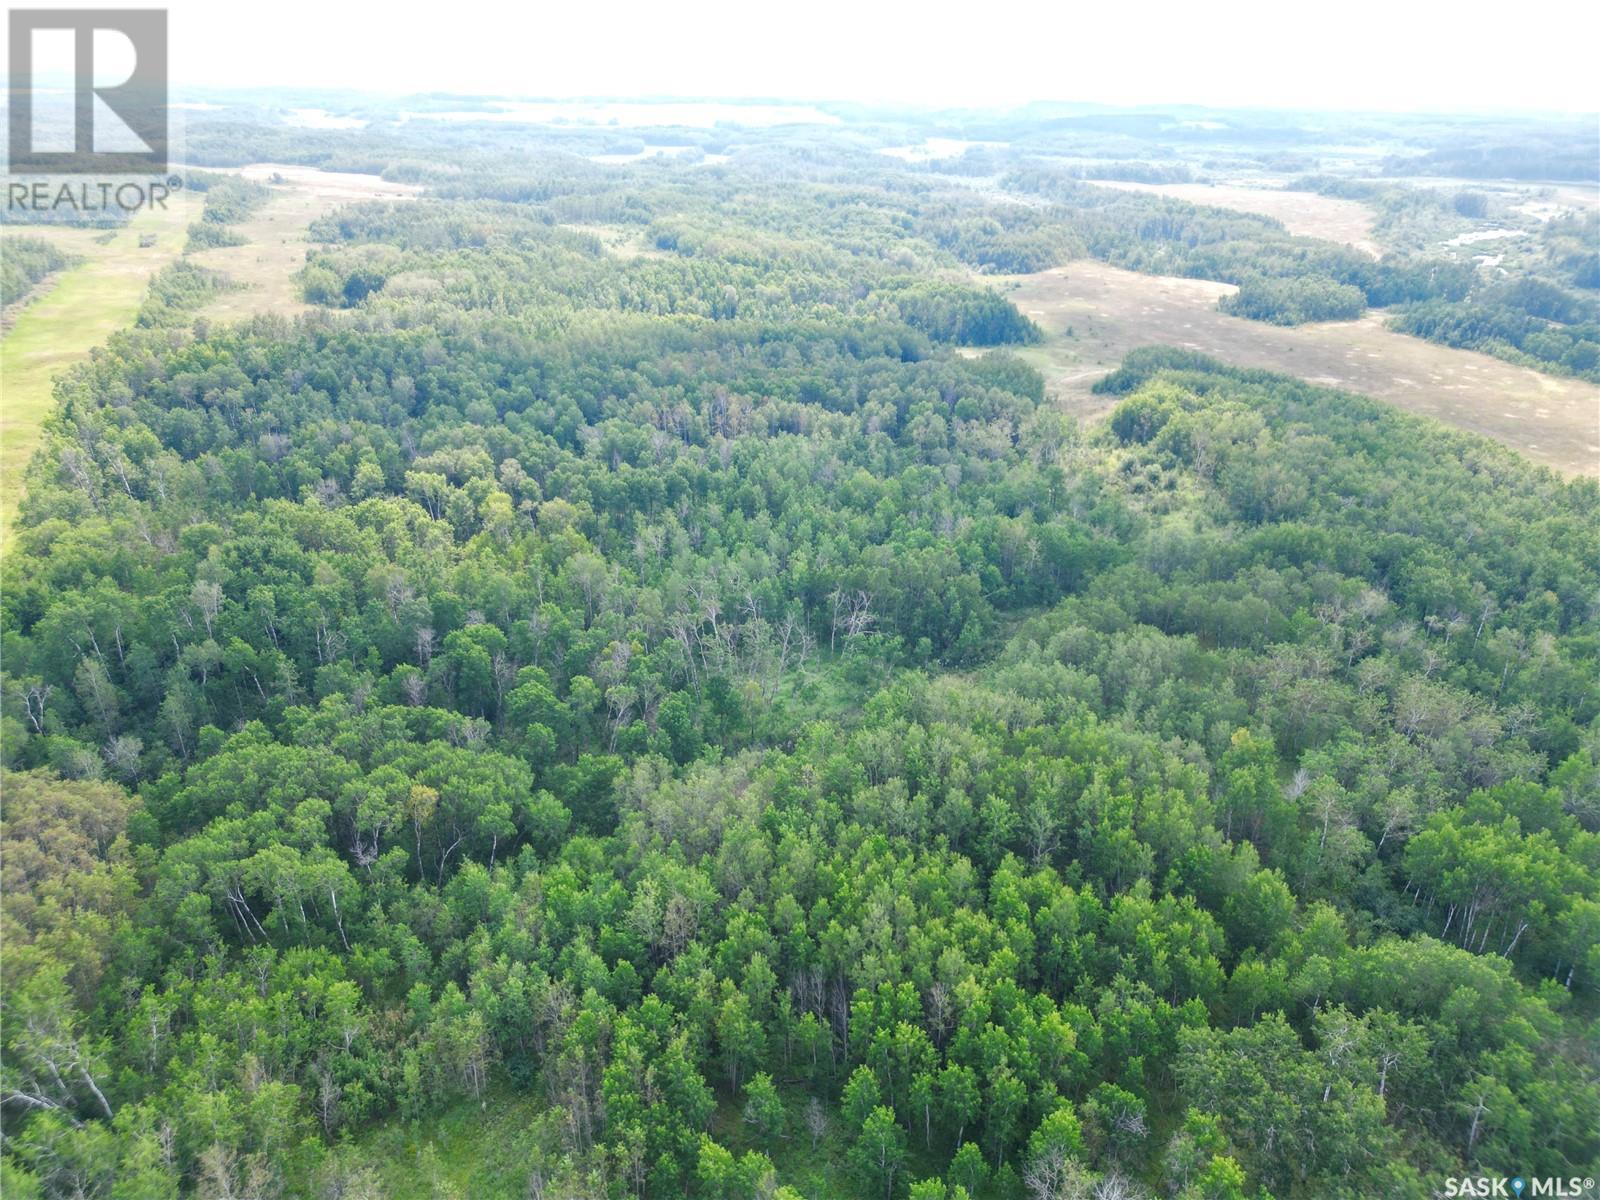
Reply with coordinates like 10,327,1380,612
1003,260,1600,478
0,166,417,544
187,164,420,323
0,195,199,542
1088,179,1383,256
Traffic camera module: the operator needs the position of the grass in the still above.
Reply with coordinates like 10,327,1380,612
706,1085,964,1200
0,195,198,542
0,165,411,547
184,185,336,323
346,1088,549,1199
340,1083,963,1200
184,163,419,324
997,260,1600,478
1089,179,1383,256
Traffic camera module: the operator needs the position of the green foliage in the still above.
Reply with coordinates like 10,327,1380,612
1,236,75,307
184,220,248,251
1001,167,1473,320
134,260,237,327
850,1107,906,1199
742,1073,785,1143
883,280,1041,346
196,175,272,226
1219,273,1366,325
3,107,1598,1200
1389,280,1600,382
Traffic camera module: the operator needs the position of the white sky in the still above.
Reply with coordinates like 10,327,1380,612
7,0,1600,113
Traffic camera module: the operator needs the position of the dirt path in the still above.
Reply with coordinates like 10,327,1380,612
1003,261,1600,478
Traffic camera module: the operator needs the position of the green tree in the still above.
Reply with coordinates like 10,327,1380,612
742,1073,785,1144
851,1106,906,1200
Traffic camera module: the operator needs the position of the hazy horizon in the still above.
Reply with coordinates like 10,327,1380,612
4,0,1599,116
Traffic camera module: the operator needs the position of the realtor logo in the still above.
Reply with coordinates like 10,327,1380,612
7,9,168,173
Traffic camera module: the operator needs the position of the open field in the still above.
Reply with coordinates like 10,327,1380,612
1002,261,1600,477
1088,179,1383,255
1,194,200,541
187,164,420,323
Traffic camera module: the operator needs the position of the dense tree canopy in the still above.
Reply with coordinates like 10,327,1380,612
2,104,1596,1200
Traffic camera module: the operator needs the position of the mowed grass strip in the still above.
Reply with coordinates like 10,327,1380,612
0,194,199,543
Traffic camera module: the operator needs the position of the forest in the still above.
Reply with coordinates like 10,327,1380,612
1,96,1597,1200
1388,273,1600,382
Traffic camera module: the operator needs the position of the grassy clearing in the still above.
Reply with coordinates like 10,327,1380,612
183,185,328,323
0,195,199,541
0,166,414,545
1000,261,1600,477
344,1084,958,1200
186,164,419,323
1086,180,1383,255
704,1086,963,1200
559,222,668,260
348,1089,548,1199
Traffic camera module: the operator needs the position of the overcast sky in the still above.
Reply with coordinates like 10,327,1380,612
9,0,1600,114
